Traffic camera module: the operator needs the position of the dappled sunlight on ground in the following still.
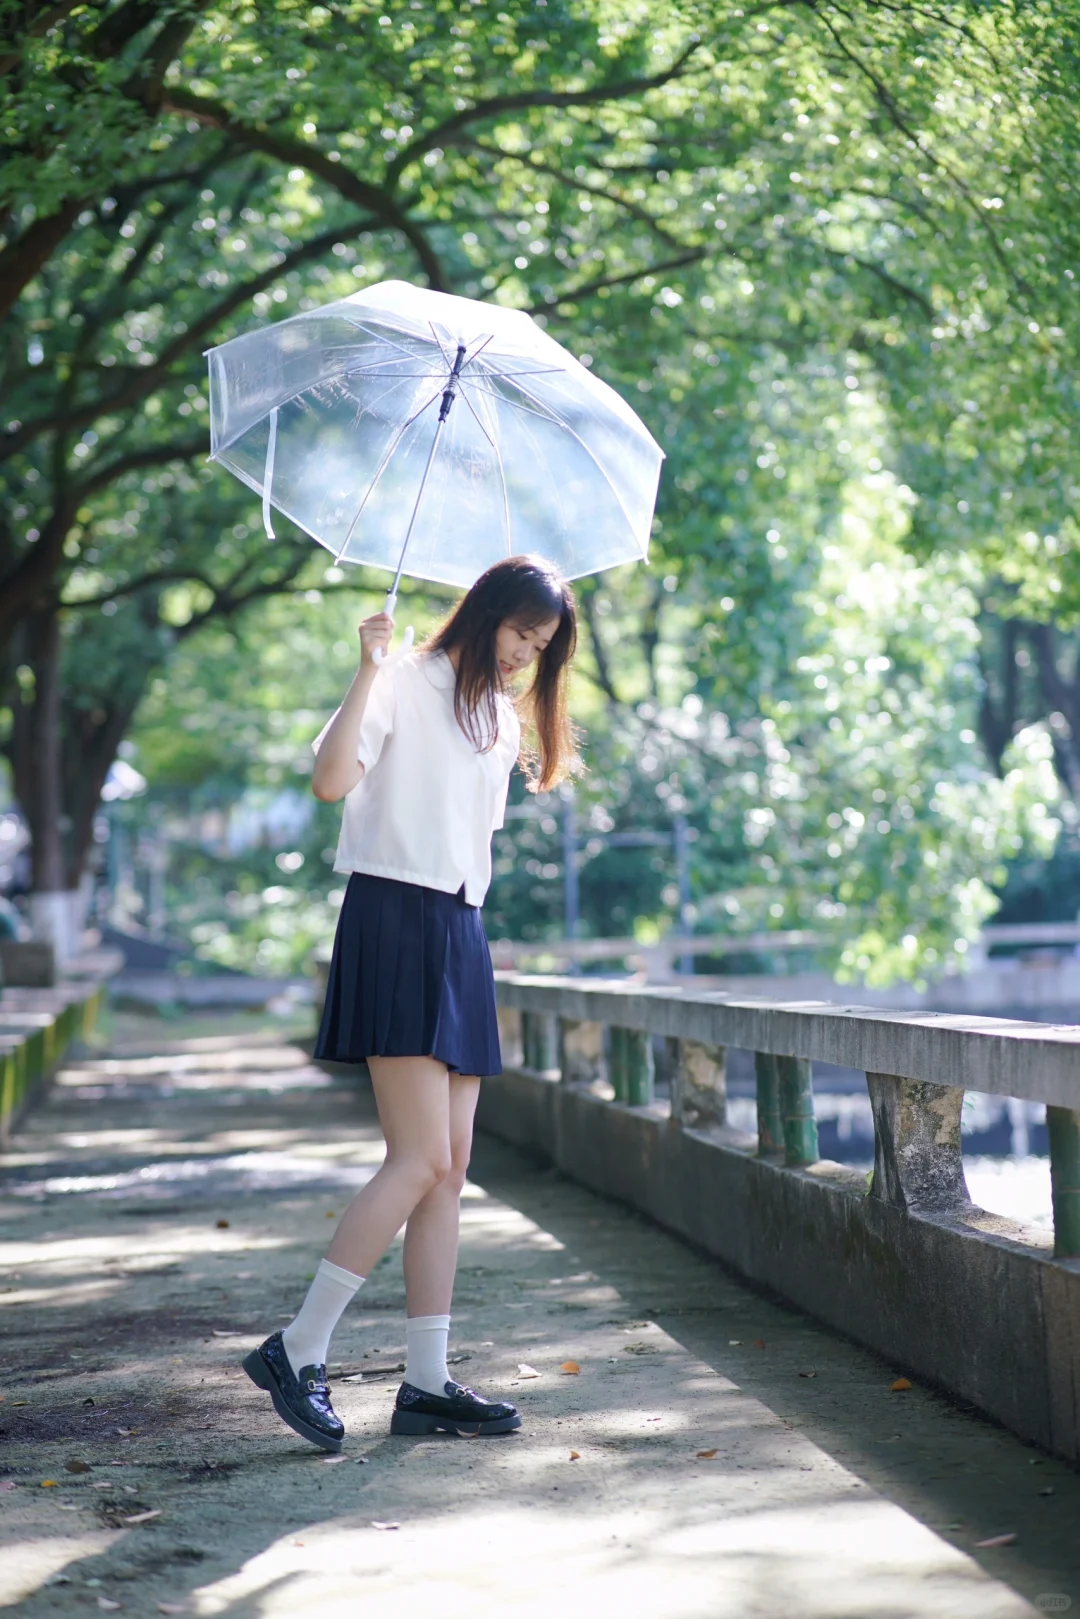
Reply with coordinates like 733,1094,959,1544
1,1009,1077,1617
185,1491,1034,1619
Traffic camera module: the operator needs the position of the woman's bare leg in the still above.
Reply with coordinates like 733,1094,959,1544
401,1074,481,1316
324,1055,452,1277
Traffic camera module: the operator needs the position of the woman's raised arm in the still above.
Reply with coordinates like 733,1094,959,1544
311,613,393,802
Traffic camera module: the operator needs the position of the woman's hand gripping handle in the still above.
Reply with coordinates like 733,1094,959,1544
370,592,415,665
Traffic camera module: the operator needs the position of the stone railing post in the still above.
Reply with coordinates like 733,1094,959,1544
496,1005,522,1069
754,1053,784,1156
778,1056,819,1166
668,1038,726,1130
520,1010,558,1074
1047,1105,1080,1258
609,1026,654,1106
865,1072,970,1213
558,1017,604,1086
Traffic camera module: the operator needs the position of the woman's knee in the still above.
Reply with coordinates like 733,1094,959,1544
441,1140,471,1197
394,1144,452,1194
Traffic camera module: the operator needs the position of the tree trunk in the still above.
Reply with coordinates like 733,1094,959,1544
9,605,82,958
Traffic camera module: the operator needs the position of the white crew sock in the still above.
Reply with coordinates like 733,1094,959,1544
405,1314,452,1395
281,1258,365,1375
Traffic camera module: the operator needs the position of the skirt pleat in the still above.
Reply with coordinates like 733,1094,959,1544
314,872,501,1076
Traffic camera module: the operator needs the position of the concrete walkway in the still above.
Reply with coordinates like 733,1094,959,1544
1,1009,1078,1619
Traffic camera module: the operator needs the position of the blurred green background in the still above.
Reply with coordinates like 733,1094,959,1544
3,0,1079,984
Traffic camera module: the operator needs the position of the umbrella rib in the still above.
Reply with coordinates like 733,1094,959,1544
454,378,497,449
334,383,445,562
348,319,438,364
479,369,647,557
456,379,512,555
494,427,512,559
462,378,565,426
427,321,458,373
213,367,423,459
471,362,567,377
462,332,495,370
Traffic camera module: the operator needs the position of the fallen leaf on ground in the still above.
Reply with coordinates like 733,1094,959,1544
65,1459,91,1473
0,1481,15,1493
516,1363,541,1379
752,1339,766,1349
11,1401,28,1407
115,1428,137,1436
568,1451,581,1461
322,1455,346,1465
371,1521,399,1531
890,1378,912,1392
40,1480,58,1488
83,1397,95,1406
325,1211,337,1218
559,1361,580,1375
696,1449,718,1459
975,1532,1016,1549
798,1371,817,1379
122,1508,162,1525
97,1601,121,1613
215,1219,229,1229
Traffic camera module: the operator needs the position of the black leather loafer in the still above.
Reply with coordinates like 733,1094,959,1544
390,1379,521,1437
242,1331,344,1452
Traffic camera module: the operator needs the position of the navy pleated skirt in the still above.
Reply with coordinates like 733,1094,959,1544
314,872,502,1076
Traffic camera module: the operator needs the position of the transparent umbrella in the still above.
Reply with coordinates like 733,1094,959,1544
206,280,663,645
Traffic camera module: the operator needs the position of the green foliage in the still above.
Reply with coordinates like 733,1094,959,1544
4,1,1080,974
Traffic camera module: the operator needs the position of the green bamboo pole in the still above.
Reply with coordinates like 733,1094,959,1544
778,1055,819,1166
608,1026,628,1102
754,1052,784,1156
0,1048,15,1141
520,1011,535,1070
1048,1105,1080,1259
623,1029,655,1107
521,1011,557,1072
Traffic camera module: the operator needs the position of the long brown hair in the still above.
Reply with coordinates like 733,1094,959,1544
425,556,579,791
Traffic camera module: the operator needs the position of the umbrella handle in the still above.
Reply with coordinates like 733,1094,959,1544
371,591,415,665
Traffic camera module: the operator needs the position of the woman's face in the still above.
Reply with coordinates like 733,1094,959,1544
495,615,561,682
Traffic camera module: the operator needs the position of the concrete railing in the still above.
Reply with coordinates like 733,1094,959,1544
0,980,109,1145
480,975,1080,1464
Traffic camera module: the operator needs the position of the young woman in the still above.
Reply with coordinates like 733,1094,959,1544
243,555,578,1446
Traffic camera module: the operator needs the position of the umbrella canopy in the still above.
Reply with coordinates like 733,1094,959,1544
206,280,663,589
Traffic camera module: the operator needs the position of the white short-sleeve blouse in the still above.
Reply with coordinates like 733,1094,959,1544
314,650,520,907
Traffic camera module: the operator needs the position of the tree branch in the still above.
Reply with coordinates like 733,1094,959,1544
461,137,689,250
1,217,371,462
0,3,213,314
161,85,447,289
578,585,622,707
0,200,85,320
64,567,215,611
809,6,1030,299
386,36,706,184
529,247,705,312
0,2,88,78
75,435,207,500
